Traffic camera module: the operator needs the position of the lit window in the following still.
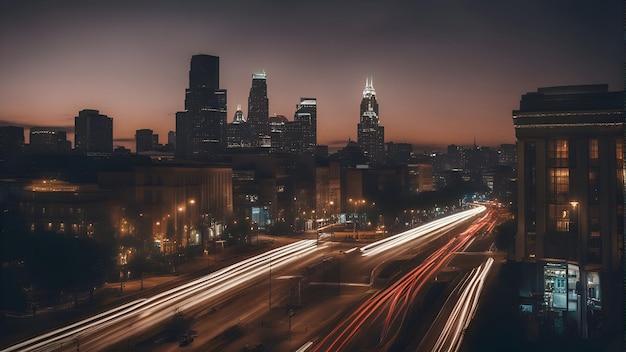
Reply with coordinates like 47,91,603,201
589,139,599,160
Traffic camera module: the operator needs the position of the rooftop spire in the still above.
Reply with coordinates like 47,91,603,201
363,75,376,98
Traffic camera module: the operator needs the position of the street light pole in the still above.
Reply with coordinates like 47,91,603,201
570,200,587,339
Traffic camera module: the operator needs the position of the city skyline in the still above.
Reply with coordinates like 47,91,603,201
0,1,622,151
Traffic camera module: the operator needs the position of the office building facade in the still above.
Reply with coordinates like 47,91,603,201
74,109,113,154
135,129,155,153
247,71,269,144
0,125,25,157
513,84,624,338
29,127,71,154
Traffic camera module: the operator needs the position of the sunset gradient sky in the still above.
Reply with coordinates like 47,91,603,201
0,0,622,151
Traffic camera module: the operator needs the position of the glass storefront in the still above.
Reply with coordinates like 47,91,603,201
544,262,578,313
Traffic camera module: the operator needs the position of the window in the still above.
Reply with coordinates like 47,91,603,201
548,139,568,167
588,171,599,203
588,139,599,167
549,204,571,232
549,168,569,203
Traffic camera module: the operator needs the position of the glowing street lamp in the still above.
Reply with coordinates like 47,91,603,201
569,200,587,338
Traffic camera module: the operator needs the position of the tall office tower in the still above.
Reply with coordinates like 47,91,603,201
176,54,227,160
294,98,317,154
269,115,288,153
0,125,25,157
226,104,253,148
357,77,384,165
247,71,269,144
233,104,246,123
74,109,113,153
29,127,71,153
135,129,154,153
167,131,176,148
513,84,623,339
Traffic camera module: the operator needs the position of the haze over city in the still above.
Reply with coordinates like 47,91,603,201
0,0,622,151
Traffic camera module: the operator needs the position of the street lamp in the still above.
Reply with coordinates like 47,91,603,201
570,201,587,339
187,199,195,246
176,206,184,250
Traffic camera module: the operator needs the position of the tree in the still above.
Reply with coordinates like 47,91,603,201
127,250,151,290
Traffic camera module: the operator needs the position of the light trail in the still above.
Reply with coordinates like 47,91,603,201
431,257,495,352
360,206,486,257
1,240,318,352
311,208,497,352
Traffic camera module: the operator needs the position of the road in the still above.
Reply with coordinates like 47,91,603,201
1,240,318,352
308,206,496,351
1,204,497,352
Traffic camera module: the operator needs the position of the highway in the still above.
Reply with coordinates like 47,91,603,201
2,204,496,352
428,257,495,352
1,240,318,352
309,205,496,351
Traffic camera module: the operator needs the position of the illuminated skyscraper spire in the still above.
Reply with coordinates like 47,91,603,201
363,76,376,99
357,75,384,165
233,104,246,123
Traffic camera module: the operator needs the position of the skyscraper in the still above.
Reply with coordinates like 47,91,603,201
0,125,25,158
294,98,317,154
226,104,253,149
247,71,269,144
135,129,154,153
74,109,113,153
357,77,384,165
176,54,227,160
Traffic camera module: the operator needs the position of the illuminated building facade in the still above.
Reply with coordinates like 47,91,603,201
357,77,385,165
226,104,253,149
74,109,113,154
513,84,623,338
18,179,118,238
293,98,317,155
99,163,233,251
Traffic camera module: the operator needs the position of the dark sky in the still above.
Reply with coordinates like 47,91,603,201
0,0,622,150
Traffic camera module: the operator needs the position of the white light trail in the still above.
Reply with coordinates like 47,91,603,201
1,240,318,352
432,257,495,352
361,206,486,257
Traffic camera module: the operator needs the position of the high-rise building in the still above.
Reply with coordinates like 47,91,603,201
385,142,413,165
0,125,25,158
226,104,253,149
167,131,176,148
512,84,624,339
74,109,113,154
357,77,384,165
294,98,317,154
247,71,269,144
29,127,71,153
135,129,154,153
176,54,227,160
269,115,288,153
